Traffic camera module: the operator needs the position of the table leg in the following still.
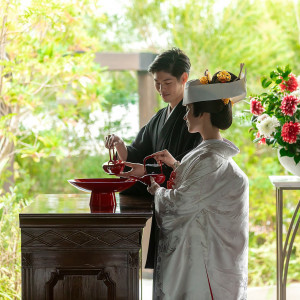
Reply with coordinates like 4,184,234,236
282,200,300,300
276,188,300,300
276,188,283,300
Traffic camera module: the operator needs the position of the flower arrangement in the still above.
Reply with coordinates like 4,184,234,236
250,65,300,164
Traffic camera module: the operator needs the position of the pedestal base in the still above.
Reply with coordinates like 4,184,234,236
90,192,116,213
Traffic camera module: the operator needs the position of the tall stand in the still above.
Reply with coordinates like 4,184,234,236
269,176,300,300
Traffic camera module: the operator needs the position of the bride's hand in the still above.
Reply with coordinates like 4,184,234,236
152,149,177,169
147,177,160,195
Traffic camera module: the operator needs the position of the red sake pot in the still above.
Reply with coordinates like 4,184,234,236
129,154,166,186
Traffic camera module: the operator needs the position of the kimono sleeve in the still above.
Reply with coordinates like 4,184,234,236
154,153,223,224
126,124,153,163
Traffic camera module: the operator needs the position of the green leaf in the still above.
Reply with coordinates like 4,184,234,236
285,65,292,74
282,76,289,82
270,71,278,80
275,78,283,84
261,77,272,88
279,148,290,157
294,156,300,164
266,138,274,145
282,71,290,78
276,66,283,74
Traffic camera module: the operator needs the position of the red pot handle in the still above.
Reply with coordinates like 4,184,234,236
143,154,163,174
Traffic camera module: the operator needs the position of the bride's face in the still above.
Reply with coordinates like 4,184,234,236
184,104,202,133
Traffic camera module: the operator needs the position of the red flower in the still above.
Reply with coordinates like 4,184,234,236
250,98,264,116
281,122,300,144
280,95,299,116
279,74,298,92
256,132,266,144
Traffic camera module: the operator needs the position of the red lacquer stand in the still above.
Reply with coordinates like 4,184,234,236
68,178,136,212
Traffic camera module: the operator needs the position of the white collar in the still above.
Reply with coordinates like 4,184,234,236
166,103,178,121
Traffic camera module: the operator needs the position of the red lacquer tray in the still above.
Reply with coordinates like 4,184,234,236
68,178,136,212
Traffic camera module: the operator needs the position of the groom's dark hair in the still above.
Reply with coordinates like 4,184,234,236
148,48,191,80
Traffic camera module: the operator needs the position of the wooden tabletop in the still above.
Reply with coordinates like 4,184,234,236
20,193,153,227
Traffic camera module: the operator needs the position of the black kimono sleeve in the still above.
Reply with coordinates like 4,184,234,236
126,124,153,163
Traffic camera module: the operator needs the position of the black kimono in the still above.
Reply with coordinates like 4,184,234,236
122,100,202,268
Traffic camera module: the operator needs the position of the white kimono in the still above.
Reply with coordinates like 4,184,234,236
154,139,249,300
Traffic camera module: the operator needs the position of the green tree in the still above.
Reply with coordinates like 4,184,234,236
0,0,111,297
123,0,300,90
0,0,108,194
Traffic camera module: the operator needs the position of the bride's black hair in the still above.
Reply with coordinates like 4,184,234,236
192,71,237,130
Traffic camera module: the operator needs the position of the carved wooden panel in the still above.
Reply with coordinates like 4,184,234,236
22,253,32,267
128,252,139,300
21,228,141,249
128,252,139,268
45,268,116,300
21,248,132,298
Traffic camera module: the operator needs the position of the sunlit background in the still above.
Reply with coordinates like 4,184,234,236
0,0,300,298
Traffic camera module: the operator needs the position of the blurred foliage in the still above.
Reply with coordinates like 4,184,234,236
0,0,139,187
0,189,29,299
123,0,300,93
15,155,110,195
0,0,138,297
0,0,107,190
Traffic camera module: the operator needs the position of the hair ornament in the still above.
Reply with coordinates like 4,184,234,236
222,98,231,105
205,69,212,82
199,69,212,85
237,63,245,80
217,70,231,83
199,76,209,84
183,63,247,105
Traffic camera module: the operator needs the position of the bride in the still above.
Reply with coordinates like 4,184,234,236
122,66,248,300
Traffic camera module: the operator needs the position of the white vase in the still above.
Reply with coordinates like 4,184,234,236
277,150,300,177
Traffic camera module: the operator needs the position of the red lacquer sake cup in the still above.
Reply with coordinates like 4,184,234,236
102,147,125,175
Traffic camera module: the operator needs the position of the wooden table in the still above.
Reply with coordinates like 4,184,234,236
269,176,300,300
19,193,153,300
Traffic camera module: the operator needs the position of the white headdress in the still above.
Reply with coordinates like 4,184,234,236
183,63,247,105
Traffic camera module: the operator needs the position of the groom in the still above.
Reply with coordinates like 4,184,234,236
105,48,202,268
